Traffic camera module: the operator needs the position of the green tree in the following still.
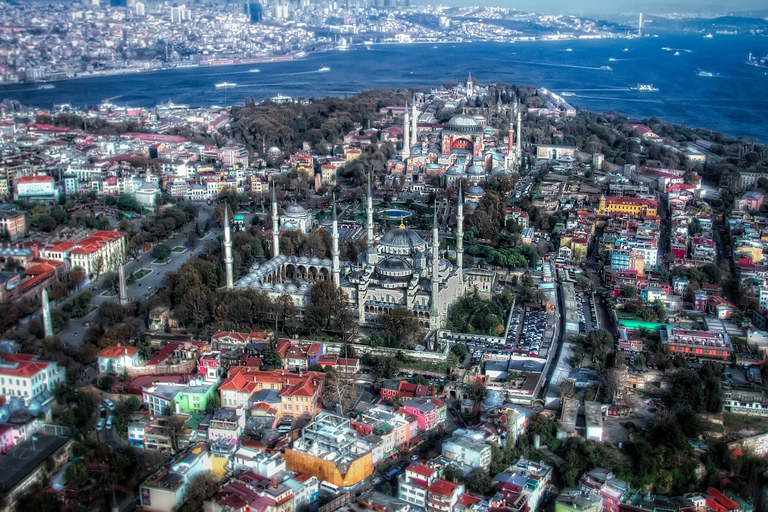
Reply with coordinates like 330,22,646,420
125,395,141,412
152,243,171,260
65,461,89,488
262,340,282,369
379,307,423,348
452,343,468,358
465,468,493,495
305,280,348,331
117,193,142,213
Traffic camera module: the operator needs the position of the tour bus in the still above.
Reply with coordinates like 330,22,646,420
320,481,340,495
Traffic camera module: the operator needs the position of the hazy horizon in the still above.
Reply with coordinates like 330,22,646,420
412,0,768,16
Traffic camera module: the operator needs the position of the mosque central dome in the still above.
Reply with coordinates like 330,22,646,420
379,227,428,254
444,115,482,132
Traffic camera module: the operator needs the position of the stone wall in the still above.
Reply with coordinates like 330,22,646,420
324,342,448,363
728,432,768,456
126,359,197,377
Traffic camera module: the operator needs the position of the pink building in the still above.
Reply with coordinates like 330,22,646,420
735,191,764,212
402,397,446,432
0,424,14,454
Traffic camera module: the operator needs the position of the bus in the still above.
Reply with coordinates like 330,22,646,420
320,481,340,495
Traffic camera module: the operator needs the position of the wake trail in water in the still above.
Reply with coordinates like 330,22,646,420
505,60,611,71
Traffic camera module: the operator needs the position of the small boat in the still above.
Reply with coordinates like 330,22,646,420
249,68,260,73
215,82,237,88
631,83,659,92
704,33,713,39
697,70,714,77
318,66,330,72
565,48,573,52
673,51,680,56
561,92,576,97
600,65,612,71
609,57,617,61
622,47,629,52
38,84,55,90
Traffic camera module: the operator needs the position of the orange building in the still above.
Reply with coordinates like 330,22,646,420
284,412,373,487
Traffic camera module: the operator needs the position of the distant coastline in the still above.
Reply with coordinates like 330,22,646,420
2,34,766,142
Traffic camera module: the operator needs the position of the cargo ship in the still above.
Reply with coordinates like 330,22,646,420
747,53,768,70
631,83,659,92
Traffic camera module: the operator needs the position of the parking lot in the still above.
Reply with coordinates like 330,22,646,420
507,306,547,358
575,290,598,335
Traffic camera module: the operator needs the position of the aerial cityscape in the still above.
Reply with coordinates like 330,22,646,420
0,1,768,512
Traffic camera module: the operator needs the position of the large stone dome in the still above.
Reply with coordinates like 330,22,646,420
444,115,482,133
379,226,428,255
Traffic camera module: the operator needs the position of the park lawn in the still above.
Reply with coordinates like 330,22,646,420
722,412,768,433
615,310,641,320
101,289,118,297
131,269,151,280
171,246,186,253
152,258,171,264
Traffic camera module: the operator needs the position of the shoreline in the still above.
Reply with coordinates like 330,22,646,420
0,34,636,90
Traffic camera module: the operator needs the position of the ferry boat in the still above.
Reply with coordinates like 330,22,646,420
249,68,260,73
215,82,237,88
631,83,659,92
318,66,331,72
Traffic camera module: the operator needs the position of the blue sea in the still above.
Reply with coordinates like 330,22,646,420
2,33,767,141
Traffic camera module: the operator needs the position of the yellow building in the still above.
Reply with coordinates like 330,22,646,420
598,194,658,218
570,236,590,262
344,147,362,162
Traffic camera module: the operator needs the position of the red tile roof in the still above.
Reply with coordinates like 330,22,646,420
97,346,139,359
428,478,459,497
407,462,434,478
0,353,52,378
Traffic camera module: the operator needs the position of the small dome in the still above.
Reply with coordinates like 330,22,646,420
467,164,485,176
446,165,465,176
286,284,298,293
284,204,308,215
261,282,273,289
298,256,309,264
322,258,332,266
274,283,285,292
466,186,485,196
491,166,508,175
310,257,321,264
465,201,479,212
377,257,414,277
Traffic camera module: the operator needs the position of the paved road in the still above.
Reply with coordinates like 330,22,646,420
55,204,219,350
